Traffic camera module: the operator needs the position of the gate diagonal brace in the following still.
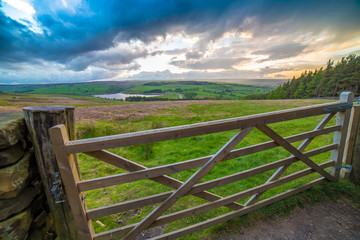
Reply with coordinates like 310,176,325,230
123,127,254,240
256,125,336,182
245,113,335,206
86,150,243,210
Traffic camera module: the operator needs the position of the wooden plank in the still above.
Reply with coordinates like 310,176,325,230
150,177,326,240
93,161,332,240
150,161,334,230
65,101,347,154
79,126,340,192
123,128,253,240
49,125,94,240
85,151,242,212
344,106,360,164
350,106,360,183
187,145,335,195
86,144,335,220
87,144,336,220
257,125,336,182
95,176,327,240
342,105,360,178
87,191,171,220
330,92,353,179
246,112,335,205
227,125,340,160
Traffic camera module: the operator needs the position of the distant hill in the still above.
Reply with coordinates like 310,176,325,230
172,78,287,87
266,54,360,99
0,80,272,101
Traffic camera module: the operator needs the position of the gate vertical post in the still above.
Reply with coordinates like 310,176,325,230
23,106,80,240
330,92,353,180
347,105,360,183
342,105,360,178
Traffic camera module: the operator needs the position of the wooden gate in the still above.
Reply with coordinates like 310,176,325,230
49,92,353,240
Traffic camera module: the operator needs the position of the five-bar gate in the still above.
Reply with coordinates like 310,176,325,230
50,92,353,240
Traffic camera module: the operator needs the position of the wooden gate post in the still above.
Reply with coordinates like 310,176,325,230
346,105,360,183
342,105,360,178
330,92,353,180
23,106,80,240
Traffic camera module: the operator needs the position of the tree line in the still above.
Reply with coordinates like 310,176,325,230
266,54,360,99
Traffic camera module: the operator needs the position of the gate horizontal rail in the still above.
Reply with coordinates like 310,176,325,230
50,92,353,240
78,126,340,192
65,100,349,154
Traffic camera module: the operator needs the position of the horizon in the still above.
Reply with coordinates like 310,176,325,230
0,78,286,86
1,0,360,84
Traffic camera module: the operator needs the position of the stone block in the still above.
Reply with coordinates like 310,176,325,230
27,213,55,240
0,183,41,221
0,150,34,199
0,140,26,168
0,208,32,240
29,193,46,216
31,210,47,229
0,113,26,150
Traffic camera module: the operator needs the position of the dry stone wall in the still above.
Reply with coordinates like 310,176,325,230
0,113,55,240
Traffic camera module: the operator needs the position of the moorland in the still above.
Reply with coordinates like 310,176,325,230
1,78,359,238
1,87,359,238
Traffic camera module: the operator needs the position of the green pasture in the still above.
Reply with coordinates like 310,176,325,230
0,81,271,100
75,99,360,238
126,82,270,100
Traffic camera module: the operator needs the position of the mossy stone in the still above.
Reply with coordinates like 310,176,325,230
0,113,26,150
0,150,34,199
0,184,41,221
0,140,26,167
27,213,55,240
0,209,32,240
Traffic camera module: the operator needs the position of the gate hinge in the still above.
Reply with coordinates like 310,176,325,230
336,164,353,172
51,172,66,204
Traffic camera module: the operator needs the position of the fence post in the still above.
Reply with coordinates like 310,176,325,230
342,105,360,178
23,106,80,240
330,92,353,180
347,105,360,183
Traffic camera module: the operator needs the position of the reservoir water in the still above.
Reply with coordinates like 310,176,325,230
93,92,162,100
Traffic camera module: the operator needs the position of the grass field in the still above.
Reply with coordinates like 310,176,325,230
124,81,270,100
0,81,272,100
73,98,360,239
1,92,358,238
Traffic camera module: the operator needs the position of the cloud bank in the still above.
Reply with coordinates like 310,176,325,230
0,0,360,83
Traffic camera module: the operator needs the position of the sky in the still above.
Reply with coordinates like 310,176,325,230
0,0,360,84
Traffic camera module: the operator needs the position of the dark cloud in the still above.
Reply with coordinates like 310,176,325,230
253,43,307,60
1,0,360,83
185,51,204,60
260,66,292,75
4,1,359,61
171,58,247,69
66,47,148,71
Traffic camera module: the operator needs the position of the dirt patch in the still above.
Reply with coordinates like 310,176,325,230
215,200,360,240
75,100,220,121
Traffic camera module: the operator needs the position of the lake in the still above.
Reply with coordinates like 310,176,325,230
93,92,162,100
